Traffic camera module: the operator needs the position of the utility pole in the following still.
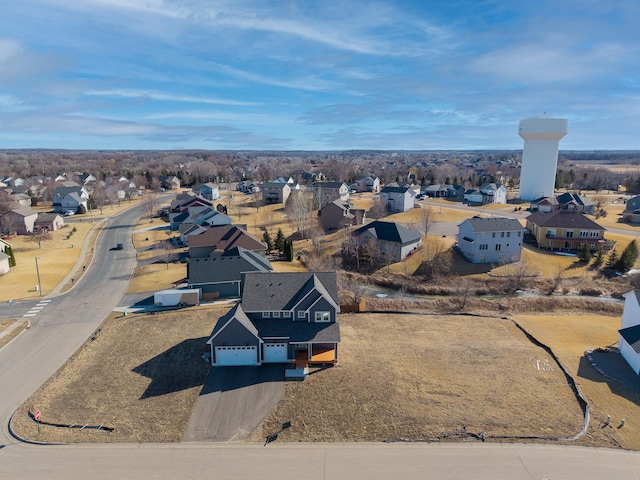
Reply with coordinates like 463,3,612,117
35,257,42,296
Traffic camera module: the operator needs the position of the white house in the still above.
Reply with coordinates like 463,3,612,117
619,290,640,375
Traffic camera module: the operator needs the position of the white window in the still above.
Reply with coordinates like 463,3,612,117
298,311,305,319
283,311,291,318
262,312,270,318
273,311,280,318
315,311,330,322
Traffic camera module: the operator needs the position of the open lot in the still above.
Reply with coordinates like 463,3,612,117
252,313,616,445
11,306,222,443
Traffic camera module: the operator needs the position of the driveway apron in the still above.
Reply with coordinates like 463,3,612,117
183,364,285,442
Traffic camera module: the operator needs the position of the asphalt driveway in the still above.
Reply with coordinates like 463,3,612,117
183,365,285,442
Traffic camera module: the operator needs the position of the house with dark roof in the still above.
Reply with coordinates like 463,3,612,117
526,210,606,253
622,194,640,224
187,224,266,258
354,176,380,193
169,193,214,230
379,185,415,212
318,199,365,231
353,220,423,262
619,290,640,375
529,196,559,213
555,192,595,214
206,271,340,377
457,217,525,264
34,212,64,233
423,184,448,198
52,182,89,214
187,246,272,299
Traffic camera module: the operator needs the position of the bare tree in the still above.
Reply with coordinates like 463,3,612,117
548,265,565,295
28,231,53,249
501,257,532,294
142,193,158,220
421,205,435,236
154,239,178,269
285,190,315,238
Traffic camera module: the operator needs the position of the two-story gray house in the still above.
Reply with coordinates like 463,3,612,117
206,272,340,377
457,216,526,264
261,182,291,205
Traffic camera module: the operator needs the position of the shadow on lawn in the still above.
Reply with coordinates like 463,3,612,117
577,354,640,406
132,336,210,399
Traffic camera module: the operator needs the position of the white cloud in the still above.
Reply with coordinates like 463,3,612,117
84,89,261,106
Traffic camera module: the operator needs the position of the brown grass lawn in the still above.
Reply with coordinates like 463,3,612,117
514,314,640,450
11,306,224,443
252,313,614,445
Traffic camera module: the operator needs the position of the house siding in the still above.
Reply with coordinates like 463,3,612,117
210,319,260,349
620,341,640,374
458,220,523,264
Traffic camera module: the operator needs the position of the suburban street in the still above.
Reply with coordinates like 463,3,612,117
0,205,140,445
2,202,640,478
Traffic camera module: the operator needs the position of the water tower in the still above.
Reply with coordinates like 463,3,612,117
518,117,568,201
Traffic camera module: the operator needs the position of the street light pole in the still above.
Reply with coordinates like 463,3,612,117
8,299,14,318
35,257,42,296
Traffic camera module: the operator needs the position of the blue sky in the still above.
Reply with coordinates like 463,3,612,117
1,1,639,151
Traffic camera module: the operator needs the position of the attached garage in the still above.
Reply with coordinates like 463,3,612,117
215,346,258,366
263,343,288,363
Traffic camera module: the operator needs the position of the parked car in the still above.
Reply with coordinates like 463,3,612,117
115,243,124,250
64,210,75,216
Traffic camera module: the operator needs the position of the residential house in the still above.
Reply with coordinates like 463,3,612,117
52,182,89,214
556,192,595,214
0,206,38,235
34,213,64,233
619,290,640,375
159,175,181,191
311,181,349,208
353,220,423,262
423,184,448,198
192,182,220,201
447,185,466,200
623,194,640,224
379,185,415,213
169,194,214,230
457,217,526,264
0,238,12,275
261,182,291,205
355,176,380,193
9,193,32,208
529,196,558,213
318,199,366,231
463,189,483,204
479,183,507,204
0,251,9,275
206,271,340,377
526,210,607,253
187,225,267,258
187,246,273,299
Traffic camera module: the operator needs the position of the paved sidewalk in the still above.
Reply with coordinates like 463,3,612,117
0,319,28,343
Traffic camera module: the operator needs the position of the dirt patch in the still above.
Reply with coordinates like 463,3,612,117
11,306,223,443
252,313,618,446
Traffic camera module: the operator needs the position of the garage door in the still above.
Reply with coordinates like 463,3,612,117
215,346,258,366
263,343,288,363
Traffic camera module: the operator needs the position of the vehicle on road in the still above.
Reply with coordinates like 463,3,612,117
115,243,124,250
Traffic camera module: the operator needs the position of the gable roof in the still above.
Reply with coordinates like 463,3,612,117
526,210,606,230
461,216,525,233
312,181,346,189
241,272,339,312
206,303,262,344
8,206,38,217
353,220,422,245
619,325,640,353
556,192,594,207
189,246,272,284
35,212,63,224
187,225,266,252
380,185,410,194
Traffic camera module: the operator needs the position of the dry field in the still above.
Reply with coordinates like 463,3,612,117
252,313,618,445
514,314,640,451
11,306,224,443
